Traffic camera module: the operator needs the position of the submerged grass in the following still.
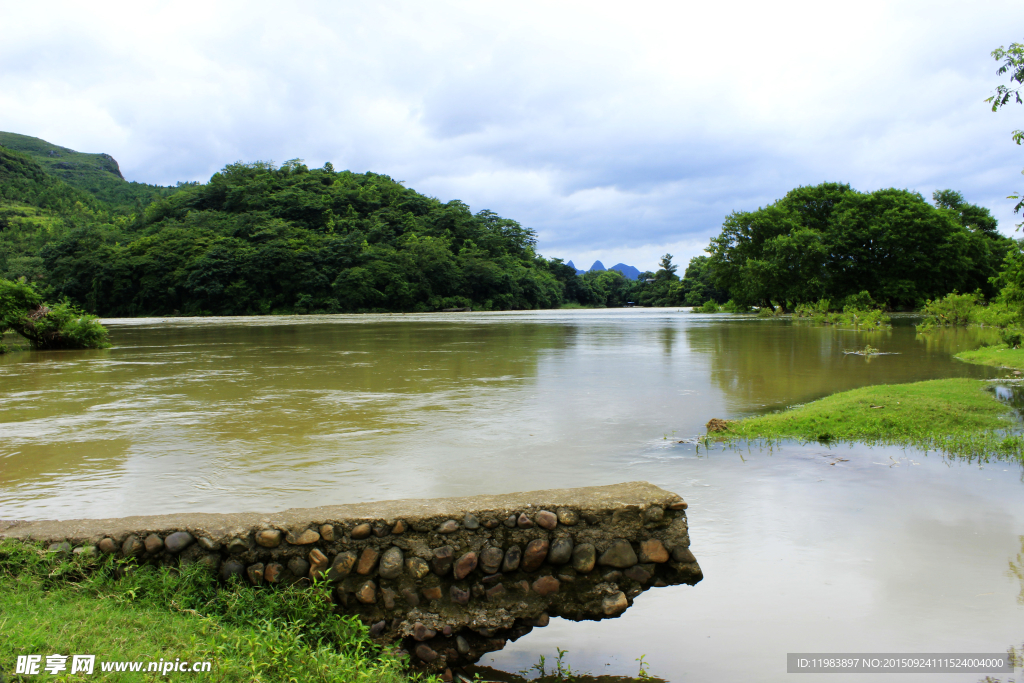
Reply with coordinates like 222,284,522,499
0,540,432,683
718,378,1024,463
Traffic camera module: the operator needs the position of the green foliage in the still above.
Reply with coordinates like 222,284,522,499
1001,326,1024,349
705,182,1011,309
986,41,1024,225
699,300,720,313
0,277,109,351
31,161,573,315
678,255,728,306
791,294,890,328
721,299,751,313
0,540,431,683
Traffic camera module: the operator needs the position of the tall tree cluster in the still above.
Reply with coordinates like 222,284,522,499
701,183,1009,310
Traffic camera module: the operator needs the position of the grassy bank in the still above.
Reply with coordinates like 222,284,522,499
717,378,1024,462
955,346,1024,371
0,540,428,683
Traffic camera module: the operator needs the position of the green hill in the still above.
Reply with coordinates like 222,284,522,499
0,143,589,314
0,131,177,208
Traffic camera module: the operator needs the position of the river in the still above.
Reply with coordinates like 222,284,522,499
1,309,1021,681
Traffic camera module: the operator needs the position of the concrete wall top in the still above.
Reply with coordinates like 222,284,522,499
0,481,684,544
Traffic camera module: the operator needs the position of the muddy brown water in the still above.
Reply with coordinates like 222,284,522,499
1,309,1021,681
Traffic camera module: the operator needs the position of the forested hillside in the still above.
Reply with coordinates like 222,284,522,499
1,133,1015,316
0,143,601,314
0,132,178,208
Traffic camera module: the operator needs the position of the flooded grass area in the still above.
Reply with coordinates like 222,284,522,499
1,309,1021,681
719,377,1024,462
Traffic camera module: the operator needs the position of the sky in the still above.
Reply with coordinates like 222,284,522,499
1,1,1023,272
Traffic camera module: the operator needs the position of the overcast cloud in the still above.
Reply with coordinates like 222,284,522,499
1,0,1022,271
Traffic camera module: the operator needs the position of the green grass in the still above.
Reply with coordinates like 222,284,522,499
955,346,1024,371
0,540,433,682
718,378,1024,462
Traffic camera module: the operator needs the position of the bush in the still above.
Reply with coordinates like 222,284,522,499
841,290,875,310
0,277,109,351
721,299,751,313
1001,326,1024,349
916,291,1019,332
700,300,721,313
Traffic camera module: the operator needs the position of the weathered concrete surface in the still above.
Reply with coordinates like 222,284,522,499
0,481,701,673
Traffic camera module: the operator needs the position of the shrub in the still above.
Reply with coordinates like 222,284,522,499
700,300,721,313
721,299,751,313
0,277,109,351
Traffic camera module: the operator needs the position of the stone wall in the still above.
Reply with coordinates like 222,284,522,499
0,481,701,674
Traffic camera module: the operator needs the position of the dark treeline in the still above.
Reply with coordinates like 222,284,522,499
1,137,1016,316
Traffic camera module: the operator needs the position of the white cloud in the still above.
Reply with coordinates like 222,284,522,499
1,0,1022,271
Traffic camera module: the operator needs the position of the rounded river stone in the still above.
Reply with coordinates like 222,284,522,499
255,529,282,548
328,551,356,580
531,575,560,596
502,545,522,572
287,557,310,579
415,644,438,663
121,535,144,557
556,508,578,526
463,512,480,530
351,523,372,539
453,551,478,580
355,580,377,604
602,591,628,615
548,536,573,564
480,547,504,573
599,540,638,568
144,534,163,553
431,546,454,575
521,539,549,572
535,510,558,530
639,538,669,563
572,543,596,573
356,547,380,575
379,547,404,579
164,531,194,554
220,559,246,581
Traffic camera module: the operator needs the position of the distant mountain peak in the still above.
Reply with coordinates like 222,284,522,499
608,263,641,280
589,260,606,271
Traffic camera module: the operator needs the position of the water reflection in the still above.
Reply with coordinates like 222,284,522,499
688,318,1000,414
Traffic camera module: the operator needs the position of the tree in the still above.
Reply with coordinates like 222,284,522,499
656,254,678,279
987,41,1024,226
0,277,109,351
705,183,1007,309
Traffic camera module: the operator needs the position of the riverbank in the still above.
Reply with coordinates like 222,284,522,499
955,345,1024,371
0,540,421,683
716,377,1024,462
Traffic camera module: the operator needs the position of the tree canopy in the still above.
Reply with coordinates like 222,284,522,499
987,40,1024,224
704,182,1010,310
